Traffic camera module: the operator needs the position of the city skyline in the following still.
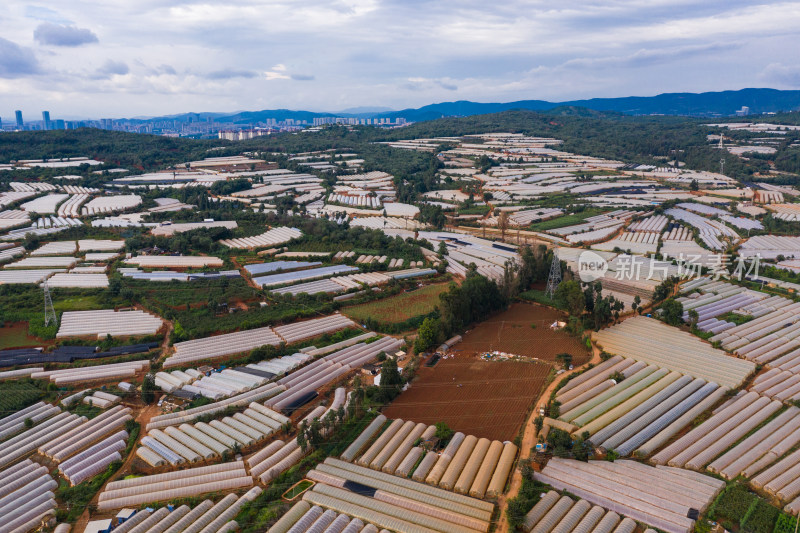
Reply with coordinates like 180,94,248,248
2,1,800,118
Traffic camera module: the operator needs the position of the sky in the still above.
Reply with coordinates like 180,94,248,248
2,0,800,120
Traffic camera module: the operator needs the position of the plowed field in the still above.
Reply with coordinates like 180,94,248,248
384,357,550,441
455,302,589,366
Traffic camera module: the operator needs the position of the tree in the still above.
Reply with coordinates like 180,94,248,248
498,211,510,241
555,280,585,317
632,295,641,314
297,422,308,451
434,422,454,444
573,431,593,461
141,374,157,404
533,416,544,435
548,400,561,418
414,317,440,353
654,276,678,302
688,309,699,329
593,296,612,330
556,352,573,369
378,357,403,404
437,241,448,258
661,298,684,326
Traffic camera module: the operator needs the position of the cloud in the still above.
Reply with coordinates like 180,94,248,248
760,63,800,87
0,37,40,78
151,64,177,76
93,60,129,79
291,73,315,81
34,23,99,47
561,43,738,70
264,64,290,80
25,5,71,24
404,77,458,91
206,68,259,80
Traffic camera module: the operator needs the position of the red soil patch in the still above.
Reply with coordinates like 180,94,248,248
453,302,589,366
383,357,551,441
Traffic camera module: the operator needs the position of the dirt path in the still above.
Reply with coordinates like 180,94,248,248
494,342,602,532
73,403,161,531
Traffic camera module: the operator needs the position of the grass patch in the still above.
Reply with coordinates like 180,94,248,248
282,480,313,500
505,466,552,530
67,402,103,420
775,513,800,533
0,322,46,349
344,284,449,324
721,312,754,326
518,289,566,310
528,208,606,231
0,379,50,415
708,482,759,529
56,461,122,522
456,205,491,215
741,498,779,533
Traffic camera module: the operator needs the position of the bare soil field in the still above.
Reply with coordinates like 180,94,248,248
454,302,590,366
384,357,550,441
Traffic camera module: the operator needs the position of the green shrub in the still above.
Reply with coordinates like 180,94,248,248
774,513,799,533
741,498,778,533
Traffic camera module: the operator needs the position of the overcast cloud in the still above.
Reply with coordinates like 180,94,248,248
2,0,800,119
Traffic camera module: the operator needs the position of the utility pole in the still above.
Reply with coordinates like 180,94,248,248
43,279,56,327
545,249,562,299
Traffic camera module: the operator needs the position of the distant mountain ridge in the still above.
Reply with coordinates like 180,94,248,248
125,88,800,124
375,88,800,121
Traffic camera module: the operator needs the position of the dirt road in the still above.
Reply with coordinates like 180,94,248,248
494,343,602,532
72,403,161,531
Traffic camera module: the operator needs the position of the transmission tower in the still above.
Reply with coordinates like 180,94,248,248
720,158,725,176
545,249,562,299
43,279,56,327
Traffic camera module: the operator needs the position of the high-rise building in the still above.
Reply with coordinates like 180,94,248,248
54,119,65,130
42,111,51,130
15,110,23,129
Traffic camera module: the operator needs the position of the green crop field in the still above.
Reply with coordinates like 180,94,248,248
344,284,448,324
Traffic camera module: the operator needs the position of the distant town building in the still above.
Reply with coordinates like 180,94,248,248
736,106,751,117
218,129,272,141
42,110,51,130
15,110,23,129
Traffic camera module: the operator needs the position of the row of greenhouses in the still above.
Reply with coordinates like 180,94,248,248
533,459,724,533
99,489,261,533
138,404,288,466
146,383,286,431
0,459,58,533
592,316,755,388
30,360,150,385
555,356,726,455
523,490,637,533
97,461,254,510
343,416,517,499
751,368,800,402
650,392,784,470
163,313,356,367
56,309,164,338
248,438,304,483
264,337,403,415
218,226,302,248
271,457,496,533
650,391,800,511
